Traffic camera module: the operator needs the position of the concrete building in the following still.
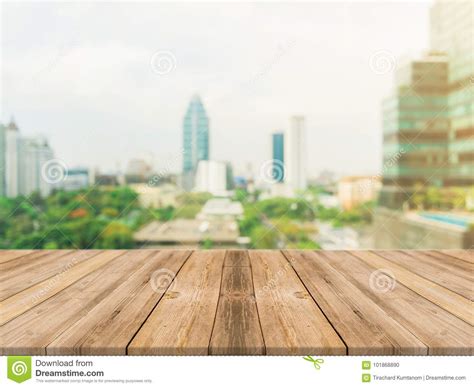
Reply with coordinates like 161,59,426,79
59,168,90,191
197,198,244,220
4,119,20,198
284,116,307,193
338,176,382,210
131,183,181,208
125,159,152,184
194,160,234,196
1,119,58,198
134,219,241,248
0,122,5,197
18,136,55,197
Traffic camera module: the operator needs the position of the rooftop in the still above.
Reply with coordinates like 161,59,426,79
134,220,240,244
198,198,244,218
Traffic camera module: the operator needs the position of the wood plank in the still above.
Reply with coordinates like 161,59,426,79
249,250,346,355
375,250,473,300
323,251,473,355
429,249,474,264
224,250,250,267
0,250,155,355
0,249,472,356
283,250,427,355
0,250,101,301
128,250,225,355
209,251,264,355
350,251,473,325
0,250,125,325
411,251,473,273
47,250,192,355
0,250,34,264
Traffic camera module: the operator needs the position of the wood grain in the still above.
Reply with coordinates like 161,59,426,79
209,251,264,355
283,250,427,355
0,250,34,264
428,249,474,264
0,250,151,355
128,250,226,355
350,250,473,325
249,250,346,355
47,250,191,355
376,250,473,300
0,249,472,356
0,250,125,325
325,251,473,355
0,250,100,301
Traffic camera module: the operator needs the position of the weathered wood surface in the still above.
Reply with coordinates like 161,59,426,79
0,249,472,355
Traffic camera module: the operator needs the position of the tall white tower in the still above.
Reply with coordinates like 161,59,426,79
5,119,19,198
284,116,307,193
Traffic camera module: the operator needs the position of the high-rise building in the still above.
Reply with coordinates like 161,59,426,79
379,0,473,209
379,53,450,208
194,160,234,196
182,95,209,190
5,119,19,198
183,95,209,172
1,119,57,198
18,136,55,197
430,0,473,186
284,116,307,192
0,122,5,197
271,132,284,182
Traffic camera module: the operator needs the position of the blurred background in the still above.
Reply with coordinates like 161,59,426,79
0,0,472,250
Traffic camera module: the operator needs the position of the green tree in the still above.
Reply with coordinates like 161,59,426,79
96,221,134,249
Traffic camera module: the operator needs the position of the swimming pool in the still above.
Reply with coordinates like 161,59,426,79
420,213,473,228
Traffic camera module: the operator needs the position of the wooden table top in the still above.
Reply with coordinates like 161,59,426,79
0,249,472,355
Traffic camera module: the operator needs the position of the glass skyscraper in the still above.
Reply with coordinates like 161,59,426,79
272,132,284,182
379,53,450,208
182,95,209,174
430,0,473,186
379,0,473,208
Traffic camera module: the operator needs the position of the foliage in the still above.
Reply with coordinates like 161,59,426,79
408,186,472,210
176,192,212,206
0,187,145,249
174,203,202,219
255,197,314,220
200,238,214,249
250,225,279,249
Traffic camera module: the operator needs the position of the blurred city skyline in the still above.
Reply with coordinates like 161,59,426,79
2,1,432,176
